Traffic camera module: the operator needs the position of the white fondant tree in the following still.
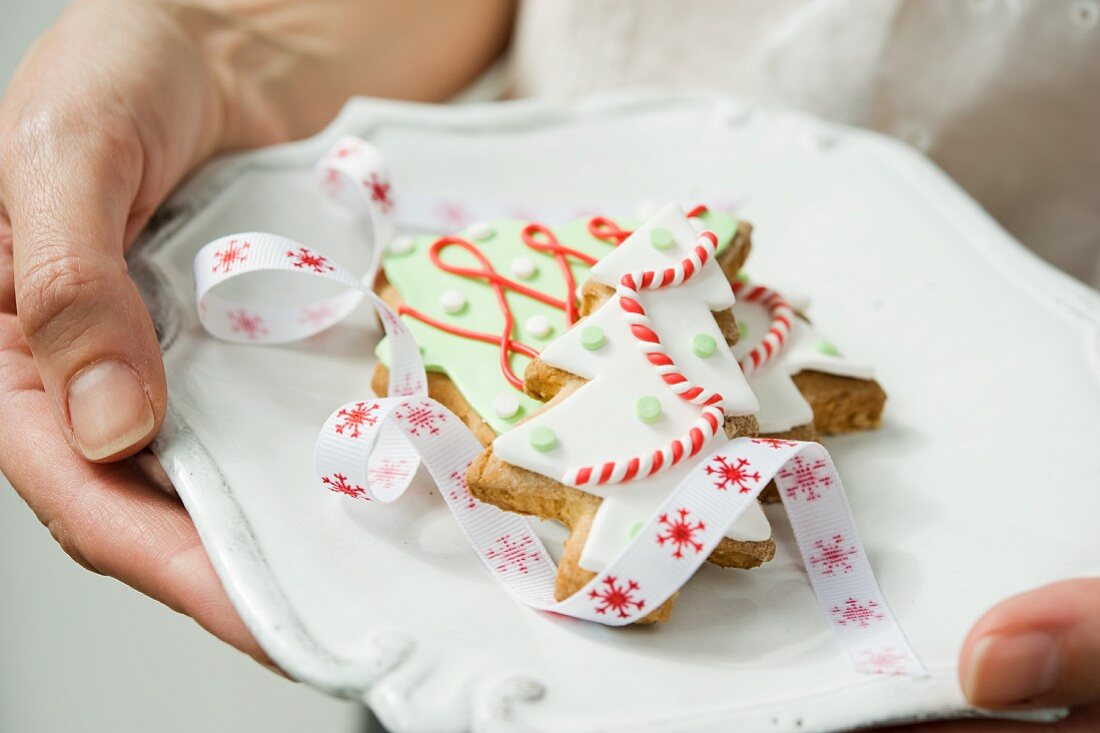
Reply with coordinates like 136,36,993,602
492,203,770,571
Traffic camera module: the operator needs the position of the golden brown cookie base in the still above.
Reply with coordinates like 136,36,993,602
723,220,754,280
791,371,887,436
467,441,774,625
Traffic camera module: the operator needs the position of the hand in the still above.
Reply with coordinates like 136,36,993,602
959,579,1100,711
888,579,1100,732
0,0,513,665
0,0,275,666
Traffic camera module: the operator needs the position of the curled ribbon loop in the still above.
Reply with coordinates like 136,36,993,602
190,137,925,676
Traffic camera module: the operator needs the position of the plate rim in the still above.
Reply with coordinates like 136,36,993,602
135,88,1090,732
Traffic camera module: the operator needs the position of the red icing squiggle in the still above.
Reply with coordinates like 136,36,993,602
397,236,548,390
520,223,594,325
588,205,709,245
587,216,632,245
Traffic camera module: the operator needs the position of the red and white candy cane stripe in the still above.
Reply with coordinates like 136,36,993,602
563,230,726,488
731,279,795,376
565,403,725,487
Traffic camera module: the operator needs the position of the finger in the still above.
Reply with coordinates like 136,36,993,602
960,579,1100,709
0,315,271,668
1,111,167,462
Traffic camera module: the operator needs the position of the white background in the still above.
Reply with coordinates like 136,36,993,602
0,3,360,731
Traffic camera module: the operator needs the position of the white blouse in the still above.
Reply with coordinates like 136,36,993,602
508,0,1100,288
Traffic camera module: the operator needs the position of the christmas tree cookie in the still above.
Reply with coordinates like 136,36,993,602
466,204,774,623
372,206,752,444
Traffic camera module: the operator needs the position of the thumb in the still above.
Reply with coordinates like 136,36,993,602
960,579,1100,709
4,117,166,462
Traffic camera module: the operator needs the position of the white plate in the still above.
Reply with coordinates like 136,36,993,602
134,90,1100,733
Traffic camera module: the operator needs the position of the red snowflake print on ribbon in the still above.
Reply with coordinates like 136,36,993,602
322,473,368,500
859,646,908,675
392,371,424,397
299,304,336,327
367,458,410,492
486,534,541,575
705,455,761,493
378,307,406,336
332,143,359,159
751,437,797,450
809,534,858,576
365,173,394,212
777,454,834,502
831,597,885,627
447,470,478,510
321,167,341,195
589,576,646,619
656,508,706,559
334,401,379,439
212,239,250,273
395,401,447,437
227,309,268,340
436,200,471,228
286,246,335,273
505,206,537,221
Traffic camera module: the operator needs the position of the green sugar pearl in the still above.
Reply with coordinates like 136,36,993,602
636,396,663,424
816,339,841,357
529,426,558,452
693,333,717,358
649,227,675,250
580,325,606,351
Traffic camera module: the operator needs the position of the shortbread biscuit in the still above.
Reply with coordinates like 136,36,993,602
466,205,775,623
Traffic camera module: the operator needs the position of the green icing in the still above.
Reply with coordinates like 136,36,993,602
816,339,841,357
692,333,717,358
636,396,663,423
580,325,606,351
529,425,558,452
376,212,741,435
649,227,675,250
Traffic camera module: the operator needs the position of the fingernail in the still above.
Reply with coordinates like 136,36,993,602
67,360,155,460
965,632,1060,707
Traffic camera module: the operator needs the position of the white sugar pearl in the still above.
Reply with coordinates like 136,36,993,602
525,315,552,339
465,221,495,241
439,290,467,315
510,256,537,280
387,235,414,254
492,392,521,419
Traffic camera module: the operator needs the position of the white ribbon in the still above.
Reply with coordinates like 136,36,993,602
191,137,925,676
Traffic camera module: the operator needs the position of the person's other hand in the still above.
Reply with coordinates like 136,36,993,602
888,580,1100,732
0,0,512,664
959,580,1100,713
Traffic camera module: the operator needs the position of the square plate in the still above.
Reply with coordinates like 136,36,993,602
134,90,1100,732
